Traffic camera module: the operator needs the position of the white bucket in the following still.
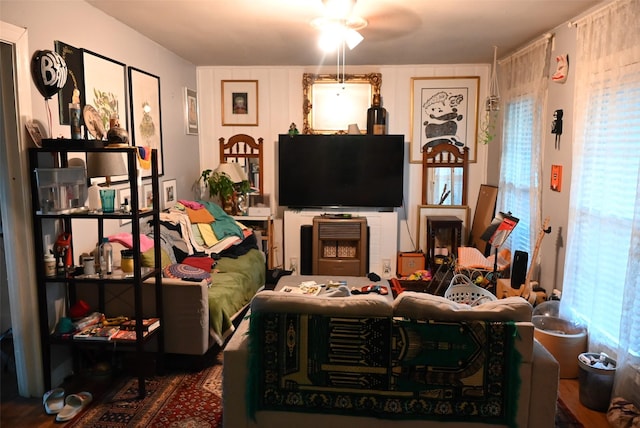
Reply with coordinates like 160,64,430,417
532,315,587,378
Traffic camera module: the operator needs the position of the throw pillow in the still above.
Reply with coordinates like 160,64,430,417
162,263,212,285
392,292,532,322
182,255,216,272
141,248,172,269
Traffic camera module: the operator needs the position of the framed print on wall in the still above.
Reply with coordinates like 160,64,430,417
162,179,177,210
129,66,164,177
184,88,199,135
83,49,128,136
221,80,258,126
410,76,480,163
55,40,85,125
416,205,469,253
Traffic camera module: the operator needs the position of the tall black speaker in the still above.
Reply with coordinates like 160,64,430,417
511,250,528,289
300,225,313,275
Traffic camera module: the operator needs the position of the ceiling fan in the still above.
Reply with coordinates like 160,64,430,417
310,0,367,51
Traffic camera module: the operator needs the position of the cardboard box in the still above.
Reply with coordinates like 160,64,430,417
397,252,425,277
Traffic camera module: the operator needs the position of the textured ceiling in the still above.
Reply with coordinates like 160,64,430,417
86,0,602,66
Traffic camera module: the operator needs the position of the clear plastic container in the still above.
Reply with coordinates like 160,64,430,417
35,167,87,213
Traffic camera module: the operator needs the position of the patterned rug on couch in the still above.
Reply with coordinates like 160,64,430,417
61,348,581,428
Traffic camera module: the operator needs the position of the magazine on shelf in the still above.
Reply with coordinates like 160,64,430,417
280,281,323,296
73,325,119,341
119,317,160,332
111,329,149,342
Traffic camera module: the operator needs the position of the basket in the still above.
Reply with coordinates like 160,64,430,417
444,274,497,306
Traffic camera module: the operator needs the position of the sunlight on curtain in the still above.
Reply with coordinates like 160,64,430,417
560,0,640,407
496,39,550,259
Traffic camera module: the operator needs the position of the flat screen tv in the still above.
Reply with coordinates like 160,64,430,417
278,134,404,208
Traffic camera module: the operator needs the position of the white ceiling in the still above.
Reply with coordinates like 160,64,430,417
86,0,602,66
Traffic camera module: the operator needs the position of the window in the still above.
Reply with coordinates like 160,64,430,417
562,71,640,352
498,96,536,254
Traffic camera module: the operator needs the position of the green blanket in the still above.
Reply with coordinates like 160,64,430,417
208,249,265,343
249,313,521,426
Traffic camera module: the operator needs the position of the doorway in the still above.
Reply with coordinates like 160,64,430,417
1,22,44,398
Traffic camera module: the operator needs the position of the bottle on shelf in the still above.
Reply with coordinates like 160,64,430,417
366,94,387,135
99,237,113,275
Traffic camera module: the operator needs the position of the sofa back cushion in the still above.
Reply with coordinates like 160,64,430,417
251,290,393,317
393,292,532,321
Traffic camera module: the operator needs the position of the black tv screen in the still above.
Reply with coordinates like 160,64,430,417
278,134,404,208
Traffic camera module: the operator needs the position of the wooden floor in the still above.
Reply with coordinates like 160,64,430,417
1,366,610,428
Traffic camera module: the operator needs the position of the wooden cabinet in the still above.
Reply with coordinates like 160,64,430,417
29,142,162,397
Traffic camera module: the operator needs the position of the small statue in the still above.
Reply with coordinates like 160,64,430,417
288,122,299,136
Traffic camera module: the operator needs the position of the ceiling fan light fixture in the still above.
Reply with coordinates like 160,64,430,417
345,28,363,49
311,15,367,52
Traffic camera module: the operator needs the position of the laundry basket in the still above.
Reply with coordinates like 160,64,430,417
444,274,497,306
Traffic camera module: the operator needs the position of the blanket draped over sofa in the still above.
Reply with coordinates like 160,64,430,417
248,312,521,426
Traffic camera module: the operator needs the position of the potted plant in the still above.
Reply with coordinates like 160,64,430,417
197,169,251,214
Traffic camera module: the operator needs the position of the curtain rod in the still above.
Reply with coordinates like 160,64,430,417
498,33,553,64
567,0,619,27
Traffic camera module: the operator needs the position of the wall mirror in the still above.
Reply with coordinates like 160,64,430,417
302,72,381,134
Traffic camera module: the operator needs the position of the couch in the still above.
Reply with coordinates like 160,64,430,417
223,283,560,428
76,197,266,356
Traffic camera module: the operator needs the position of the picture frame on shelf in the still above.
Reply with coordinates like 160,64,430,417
162,179,177,210
129,67,164,177
54,40,85,125
221,80,258,126
143,184,154,210
416,205,469,253
117,186,131,226
184,87,199,135
410,76,480,163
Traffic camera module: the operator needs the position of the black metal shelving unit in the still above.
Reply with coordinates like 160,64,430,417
28,141,163,397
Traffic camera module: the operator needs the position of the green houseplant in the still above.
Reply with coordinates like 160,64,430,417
198,168,251,214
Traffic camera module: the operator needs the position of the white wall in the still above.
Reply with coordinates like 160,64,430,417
539,24,578,293
197,64,490,268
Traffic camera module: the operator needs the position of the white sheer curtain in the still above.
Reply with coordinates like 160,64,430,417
496,39,550,257
561,0,640,407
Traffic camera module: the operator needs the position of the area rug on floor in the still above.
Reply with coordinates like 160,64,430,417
65,354,223,428
556,397,585,428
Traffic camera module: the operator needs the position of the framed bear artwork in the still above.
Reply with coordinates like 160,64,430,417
410,76,480,163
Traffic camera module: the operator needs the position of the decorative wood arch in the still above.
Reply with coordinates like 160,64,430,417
421,144,469,206
219,134,264,194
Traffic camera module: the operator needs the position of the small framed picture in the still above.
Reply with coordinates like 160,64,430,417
184,88,199,135
221,80,258,126
162,179,177,210
118,186,131,226
25,120,46,147
143,184,154,210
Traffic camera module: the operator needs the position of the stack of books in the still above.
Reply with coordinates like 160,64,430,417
72,318,160,342
112,318,160,342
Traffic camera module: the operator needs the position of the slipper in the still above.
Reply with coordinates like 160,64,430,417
55,391,92,422
42,387,65,414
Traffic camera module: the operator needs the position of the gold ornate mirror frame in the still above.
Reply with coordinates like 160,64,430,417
302,72,382,134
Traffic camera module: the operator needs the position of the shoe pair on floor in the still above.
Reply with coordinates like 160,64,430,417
43,388,92,422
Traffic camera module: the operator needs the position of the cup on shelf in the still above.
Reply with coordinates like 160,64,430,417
99,189,116,213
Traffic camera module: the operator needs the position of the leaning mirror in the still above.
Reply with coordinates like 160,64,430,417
303,73,381,134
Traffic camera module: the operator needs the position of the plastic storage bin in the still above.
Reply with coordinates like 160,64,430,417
35,167,87,213
577,352,617,412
